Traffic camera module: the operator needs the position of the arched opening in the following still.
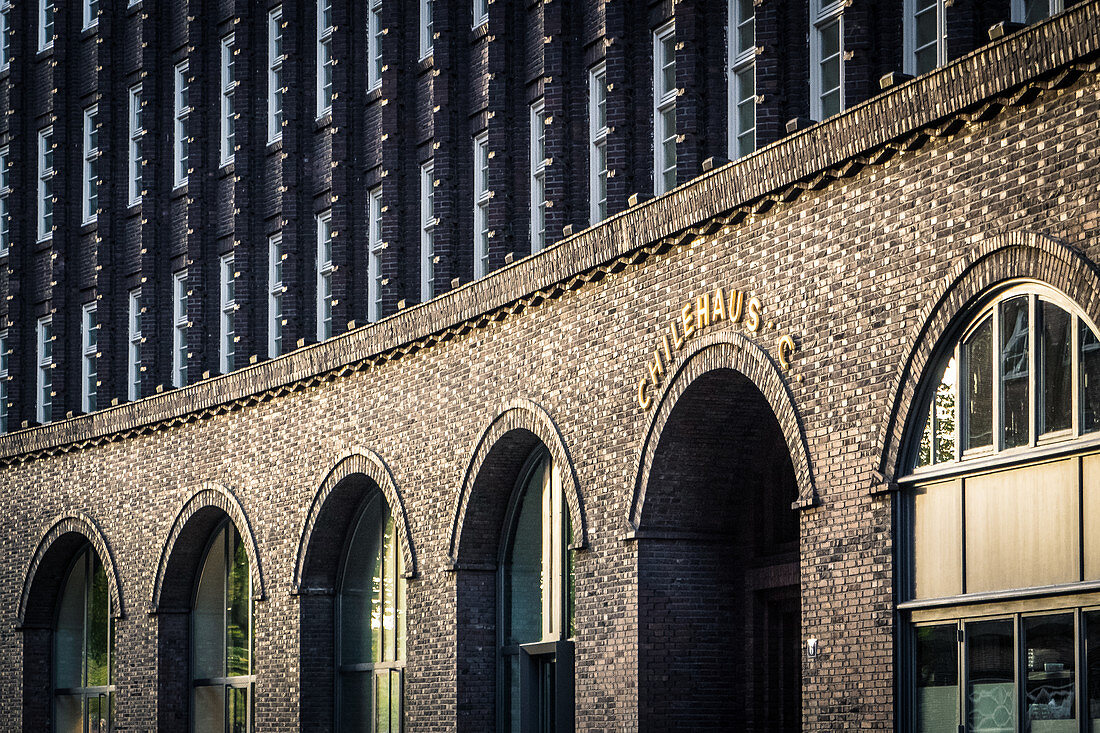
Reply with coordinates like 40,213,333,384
636,368,802,732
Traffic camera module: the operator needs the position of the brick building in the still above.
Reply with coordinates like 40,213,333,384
1,0,1099,731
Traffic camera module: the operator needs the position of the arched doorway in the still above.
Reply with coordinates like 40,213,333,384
636,368,802,731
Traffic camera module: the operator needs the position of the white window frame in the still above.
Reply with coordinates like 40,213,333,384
473,133,490,279
269,7,285,143
903,0,946,77
127,289,141,401
172,270,187,387
316,211,334,341
1,0,11,70
589,64,608,225
220,35,236,166
0,146,10,256
83,106,99,223
38,127,53,241
728,0,756,160
174,62,190,187
220,254,235,373
36,316,52,423
420,0,433,59
368,0,382,91
81,302,97,413
653,21,676,196
368,188,383,322
810,0,845,122
83,0,98,30
530,101,547,253
0,329,8,433
1011,0,1063,23
38,0,53,51
268,233,284,358
128,85,143,206
420,162,435,302
317,0,334,118
473,0,487,27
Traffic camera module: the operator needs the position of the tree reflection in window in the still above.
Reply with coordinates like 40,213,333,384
55,544,114,733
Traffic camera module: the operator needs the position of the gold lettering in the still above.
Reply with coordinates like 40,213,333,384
729,289,744,322
778,334,796,369
746,297,762,332
662,332,673,363
648,349,664,386
670,320,685,350
712,287,727,323
695,293,710,329
681,303,696,340
638,377,651,409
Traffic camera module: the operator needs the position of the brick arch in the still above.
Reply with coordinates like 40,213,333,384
873,231,1100,489
628,330,816,535
18,513,124,628
448,398,586,568
149,482,265,614
292,447,417,593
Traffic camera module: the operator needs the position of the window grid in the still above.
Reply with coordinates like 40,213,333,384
37,316,52,424
810,0,844,122
220,254,236,374
0,330,7,433
317,212,334,341
38,128,53,241
473,0,487,27
589,64,608,225
81,303,97,414
368,189,383,323
83,107,99,223
904,0,945,76
1,1,11,70
268,234,284,358
420,163,435,303
128,85,142,206
0,146,10,256
128,290,141,402
653,22,676,196
317,0,334,117
729,0,756,160
530,101,547,253
368,0,382,91
221,36,236,166
420,0,433,58
174,63,190,187
172,271,188,388
269,7,284,143
39,0,52,51
473,133,489,279
83,0,97,30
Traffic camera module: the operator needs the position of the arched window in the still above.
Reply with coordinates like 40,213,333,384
901,285,1100,733
336,490,405,732
192,521,252,733
54,544,114,733
499,449,575,733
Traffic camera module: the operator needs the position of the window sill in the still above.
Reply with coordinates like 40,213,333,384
36,46,54,60
126,201,142,215
80,23,98,39
79,219,97,235
365,87,382,105
471,21,488,41
171,183,188,200
219,161,235,177
266,137,283,154
314,113,332,131
417,54,434,73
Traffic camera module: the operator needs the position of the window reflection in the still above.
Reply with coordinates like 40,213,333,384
1023,614,1075,730
966,619,1016,732
966,316,994,450
1041,301,1073,434
1001,297,1030,448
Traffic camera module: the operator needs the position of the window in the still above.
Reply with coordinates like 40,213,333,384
368,188,383,323
83,106,99,223
336,491,406,732
653,21,676,196
221,36,236,166
220,254,235,374
420,162,435,302
1012,0,1063,24
54,545,114,733
173,271,188,388
728,0,756,160
473,0,487,27
317,211,334,341
368,0,382,91
1,146,10,256
420,0,433,58
810,0,844,121
473,133,489,278
192,522,253,733
37,316,52,424
0,330,7,433
268,234,284,358
127,289,141,401
499,450,575,732
530,101,547,253
589,64,608,225
81,303,97,413
82,0,97,30
1,0,11,70
904,0,946,76
39,0,52,51
174,63,190,187
38,127,53,241
128,85,143,206
317,0,334,117
269,7,284,143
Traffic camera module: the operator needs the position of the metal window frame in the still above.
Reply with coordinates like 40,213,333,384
317,0,334,118
82,0,97,31
368,188,383,322
82,106,99,224
588,63,608,225
81,302,97,414
220,254,235,374
903,0,947,76
172,270,188,388
419,0,433,59
127,289,141,401
0,146,7,256
37,315,52,423
728,0,756,160
1,2,11,70
368,0,383,91
472,0,487,28
473,133,489,278
38,0,52,51
316,211,334,341
268,234,284,359
652,21,676,196
220,35,236,167
1011,0,1064,23
810,0,845,122
530,101,547,253
268,7,284,144
128,85,143,206
174,62,190,188
0,329,7,433
420,162,435,303
38,127,53,241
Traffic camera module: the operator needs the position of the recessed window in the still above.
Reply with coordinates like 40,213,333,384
810,0,844,121
473,0,487,27
83,106,99,223
905,0,946,76
38,127,54,241
473,133,489,278
173,271,188,388
653,21,676,196
37,316,52,424
317,0,334,118
174,62,190,187
1,1,11,70
368,189,383,322
81,303,97,413
128,85,143,206
589,64,609,225
268,233,284,358
1012,0,1063,24
220,254,235,374
221,36,236,166
82,0,97,30
128,289,141,402
728,0,756,160
269,7,284,143
368,0,382,91
530,101,547,253
317,211,334,341
0,329,8,433
420,0,433,58
1,146,11,256
39,0,53,51
420,162,435,302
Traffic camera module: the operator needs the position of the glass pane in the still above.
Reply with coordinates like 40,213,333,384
915,8,937,49
376,670,391,733
821,55,840,94
503,653,522,733
1084,611,1100,730
226,527,250,677
228,685,248,733
340,495,384,666
88,552,110,686
56,551,87,689
194,527,226,680
660,36,676,93
1082,322,1100,433
966,316,994,449
915,625,960,733
1024,614,1075,731
1001,296,1030,448
504,460,546,645
55,694,82,733
87,693,112,733
193,685,225,733
338,672,372,733
390,669,402,732
915,46,938,76
820,20,839,59
1024,0,1050,23
967,619,1016,733
1041,301,1072,433
820,88,841,120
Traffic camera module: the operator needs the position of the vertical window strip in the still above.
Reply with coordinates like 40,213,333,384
128,85,143,205
473,0,487,27
37,316,52,423
368,0,383,91
530,102,547,253
221,36,236,166
728,0,756,160
420,0,433,58
473,133,490,278
318,0,334,117
81,303,97,413
653,22,676,196
128,290,141,401
174,62,190,187
39,0,53,51
421,162,435,302
220,254,236,374
368,189,383,322
317,212,334,341
83,107,99,223
83,0,97,30
268,234,284,358
811,0,844,121
269,7,284,143
1,1,11,70
905,0,945,76
0,146,10,256
172,271,188,387
38,128,53,241
0,330,7,433
589,64,608,225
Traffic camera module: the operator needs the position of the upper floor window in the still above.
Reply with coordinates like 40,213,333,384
0,146,10,256
127,289,141,401
83,106,99,223
81,303,97,413
317,0,335,117
174,62,190,187
589,64,609,225
810,0,844,121
37,316,52,424
368,0,382,91
268,234,284,358
317,211,334,341
220,254,236,374
38,127,54,241
82,0,97,30
653,21,676,196
473,133,489,278
39,0,53,51
729,0,756,160
420,0,433,58
905,0,946,76
1,1,11,70
128,85,143,206
420,162,435,302
221,36,236,166
368,188,383,322
473,0,487,27
530,101,547,253
0,329,8,433
173,271,188,387
269,7,284,143
1012,0,1063,24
